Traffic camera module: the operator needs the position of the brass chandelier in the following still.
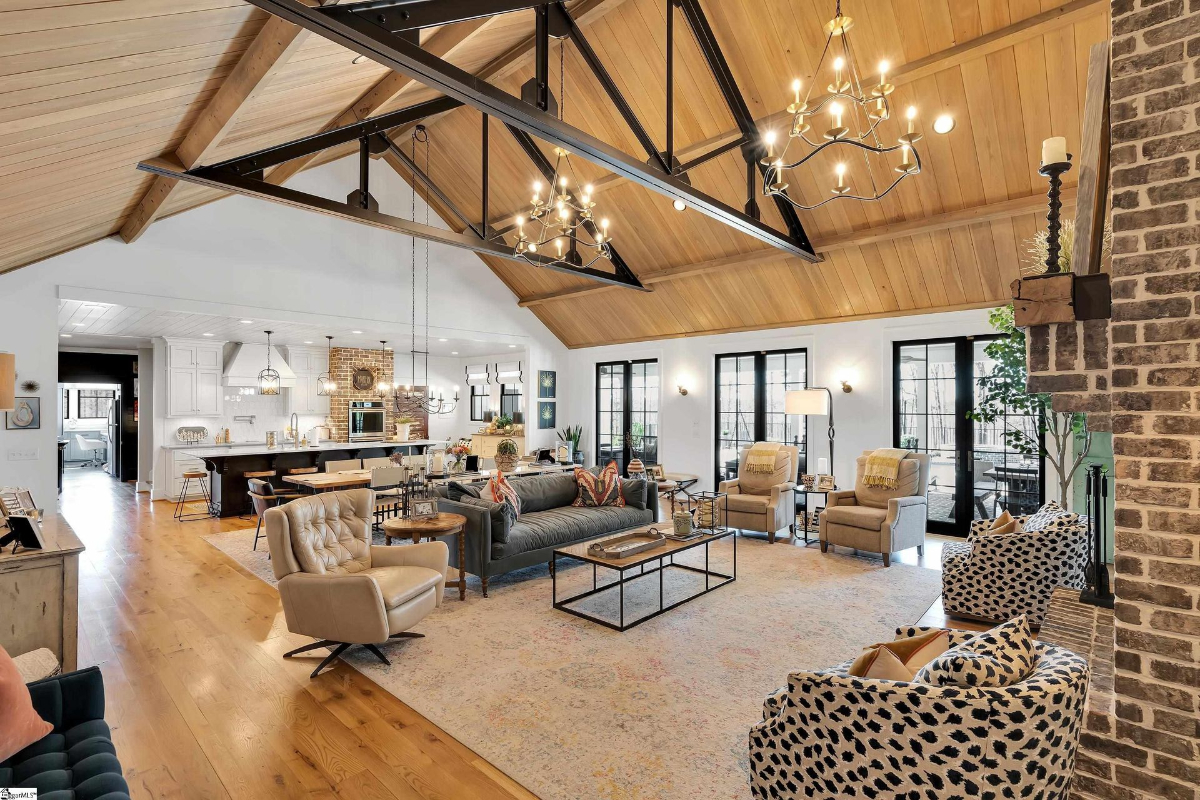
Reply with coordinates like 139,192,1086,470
513,42,613,269
762,0,952,210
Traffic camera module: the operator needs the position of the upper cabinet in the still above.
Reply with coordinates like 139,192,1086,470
285,346,330,417
166,339,225,418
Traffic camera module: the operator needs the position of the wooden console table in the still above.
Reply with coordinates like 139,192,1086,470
0,514,84,671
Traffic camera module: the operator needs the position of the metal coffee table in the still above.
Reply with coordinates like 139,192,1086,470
551,525,736,631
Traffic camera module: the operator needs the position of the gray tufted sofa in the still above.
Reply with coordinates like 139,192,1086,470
433,471,658,596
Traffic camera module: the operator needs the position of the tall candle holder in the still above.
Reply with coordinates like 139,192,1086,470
1038,155,1073,274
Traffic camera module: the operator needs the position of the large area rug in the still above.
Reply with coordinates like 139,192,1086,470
205,528,941,800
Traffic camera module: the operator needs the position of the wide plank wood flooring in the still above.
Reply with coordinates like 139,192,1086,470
61,468,982,800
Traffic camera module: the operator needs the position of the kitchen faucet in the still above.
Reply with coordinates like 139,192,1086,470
290,412,300,449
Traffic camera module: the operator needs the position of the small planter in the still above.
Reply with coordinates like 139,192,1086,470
494,437,519,472
396,422,411,441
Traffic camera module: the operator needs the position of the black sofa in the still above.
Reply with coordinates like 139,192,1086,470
433,471,659,595
1,666,131,800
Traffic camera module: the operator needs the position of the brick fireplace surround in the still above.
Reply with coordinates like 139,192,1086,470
1026,4,1200,798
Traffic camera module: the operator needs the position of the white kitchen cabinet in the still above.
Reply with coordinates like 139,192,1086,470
165,338,225,417
168,450,209,500
285,347,329,417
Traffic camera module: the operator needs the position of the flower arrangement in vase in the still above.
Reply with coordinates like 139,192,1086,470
447,439,471,472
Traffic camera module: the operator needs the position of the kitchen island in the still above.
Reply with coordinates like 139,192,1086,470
179,439,438,517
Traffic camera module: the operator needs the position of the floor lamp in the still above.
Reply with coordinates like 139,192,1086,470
786,388,834,482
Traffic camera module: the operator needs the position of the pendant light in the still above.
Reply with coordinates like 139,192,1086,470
258,331,280,395
316,335,337,396
376,341,392,398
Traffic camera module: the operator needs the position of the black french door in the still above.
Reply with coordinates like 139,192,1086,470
714,349,808,487
596,360,659,474
893,337,1044,536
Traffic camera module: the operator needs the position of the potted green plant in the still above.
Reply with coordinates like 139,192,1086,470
494,414,513,432
494,437,519,472
557,424,583,462
395,415,416,441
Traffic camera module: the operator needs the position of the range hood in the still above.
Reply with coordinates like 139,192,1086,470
222,342,297,388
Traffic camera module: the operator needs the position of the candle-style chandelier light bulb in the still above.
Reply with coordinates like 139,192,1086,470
763,0,944,210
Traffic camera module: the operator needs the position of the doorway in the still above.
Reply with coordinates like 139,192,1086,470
893,337,1044,536
595,360,659,475
714,349,808,486
58,351,139,492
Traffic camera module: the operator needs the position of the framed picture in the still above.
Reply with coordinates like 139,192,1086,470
6,397,40,430
538,370,556,399
0,514,45,551
410,498,438,520
816,474,835,491
537,401,556,429
648,464,666,481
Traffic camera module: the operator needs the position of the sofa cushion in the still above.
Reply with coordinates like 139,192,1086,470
739,449,792,496
0,645,52,762
361,566,442,609
621,478,648,510
726,494,771,514
492,505,652,559
510,472,577,513
823,504,887,531
853,455,920,509
446,481,481,501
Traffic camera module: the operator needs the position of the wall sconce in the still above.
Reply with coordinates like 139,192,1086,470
840,379,853,393
677,385,689,396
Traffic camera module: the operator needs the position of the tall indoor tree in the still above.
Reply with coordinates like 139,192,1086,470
968,304,1092,510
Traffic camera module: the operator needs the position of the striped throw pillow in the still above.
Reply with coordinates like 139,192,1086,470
573,461,625,508
484,472,521,520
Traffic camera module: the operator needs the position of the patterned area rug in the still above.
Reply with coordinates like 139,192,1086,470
205,529,941,800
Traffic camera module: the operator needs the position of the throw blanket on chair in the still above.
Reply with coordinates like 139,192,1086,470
745,442,782,474
862,448,911,488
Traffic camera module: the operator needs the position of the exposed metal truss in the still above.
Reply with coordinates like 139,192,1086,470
240,0,820,261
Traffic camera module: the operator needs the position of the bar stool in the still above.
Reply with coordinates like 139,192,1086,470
174,470,213,521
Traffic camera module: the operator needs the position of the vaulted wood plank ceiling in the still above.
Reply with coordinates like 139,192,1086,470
2,0,1109,348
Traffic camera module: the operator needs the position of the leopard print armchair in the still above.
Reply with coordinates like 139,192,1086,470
941,513,1090,627
749,627,1090,799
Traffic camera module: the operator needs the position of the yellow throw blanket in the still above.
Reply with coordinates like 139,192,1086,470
862,448,911,488
745,441,782,474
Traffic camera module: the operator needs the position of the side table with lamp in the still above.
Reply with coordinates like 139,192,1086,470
785,384,847,543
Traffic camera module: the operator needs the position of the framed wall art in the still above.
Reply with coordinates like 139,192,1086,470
537,401,556,429
6,397,40,430
538,370,556,399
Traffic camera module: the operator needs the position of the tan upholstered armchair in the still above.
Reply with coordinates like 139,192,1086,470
719,444,799,543
819,451,929,566
266,488,448,677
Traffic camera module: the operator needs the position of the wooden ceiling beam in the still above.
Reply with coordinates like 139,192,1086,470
518,188,1077,307
118,15,313,244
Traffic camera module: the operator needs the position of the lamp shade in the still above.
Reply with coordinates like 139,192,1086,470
0,352,13,411
785,388,829,416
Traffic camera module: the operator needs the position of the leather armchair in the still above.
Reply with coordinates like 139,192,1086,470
819,451,929,566
719,444,799,543
266,488,448,677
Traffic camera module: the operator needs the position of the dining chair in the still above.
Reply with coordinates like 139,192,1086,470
370,466,406,526
325,459,362,473
363,457,393,470
247,478,300,551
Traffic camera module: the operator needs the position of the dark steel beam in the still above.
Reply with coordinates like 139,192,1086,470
382,132,484,238
135,157,648,291
193,96,462,176
322,0,548,33
560,3,670,174
505,123,644,289
481,113,490,233
677,134,747,174
240,0,819,261
675,0,813,252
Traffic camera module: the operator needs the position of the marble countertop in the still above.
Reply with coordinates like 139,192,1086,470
174,439,440,459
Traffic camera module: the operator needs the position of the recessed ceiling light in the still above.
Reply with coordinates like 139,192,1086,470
933,114,955,134
672,199,686,212
303,340,313,344
451,351,459,355
438,338,447,342
384,346,392,350
73,322,85,327
240,319,253,324
508,344,517,348
352,330,363,334
60,334,72,338
202,333,214,337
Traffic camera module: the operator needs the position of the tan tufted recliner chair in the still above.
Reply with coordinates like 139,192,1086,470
819,451,930,566
266,488,449,677
719,444,799,543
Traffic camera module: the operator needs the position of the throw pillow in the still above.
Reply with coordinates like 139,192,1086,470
915,616,1036,688
0,644,53,761
848,646,914,681
1024,500,1079,532
982,509,1015,535
455,495,513,539
573,461,625,508
848,629,950,682
447,481,481,502
484,472,521,521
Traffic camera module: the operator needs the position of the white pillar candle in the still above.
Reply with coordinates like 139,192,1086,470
1041,136,1067,165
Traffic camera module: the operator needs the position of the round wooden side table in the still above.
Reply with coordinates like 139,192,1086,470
382,512,468,601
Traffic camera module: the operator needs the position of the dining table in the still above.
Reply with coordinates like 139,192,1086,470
282,470,373,492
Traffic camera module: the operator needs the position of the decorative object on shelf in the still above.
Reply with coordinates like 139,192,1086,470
395,415,415,441
1022,219,1113,277
762,0,950,211
511,42,613,270
801,473,816,491
5,397,40,430
587,529,665,560
816,474,836,491
693,491,727,533
1038,136,1074,275
447,439,471,472
351,367,375,391
175,426,209,444
265,431,277,449
494,438,519,472
224,387,253,404
396,126,458,416
316,336,337,396
258,331,280,396
0,352,14,412
538,370,556,399
20,380,39,393
494,414,514,433
538,401,556,430
673,510,693,536
557,425,583,462
409,498,438,521
627,458,646,477
786,388,836,483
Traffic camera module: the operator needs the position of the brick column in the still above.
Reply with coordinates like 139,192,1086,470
1093,2,1200,798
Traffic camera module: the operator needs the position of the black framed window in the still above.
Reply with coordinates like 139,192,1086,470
78,389,115,419
500,383,521,418
715,349,807,486
596,359,659,474
469,384,489,421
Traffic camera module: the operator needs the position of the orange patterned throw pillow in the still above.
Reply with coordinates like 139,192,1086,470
574,461,625,508
484,472,521,520
0,644,53,761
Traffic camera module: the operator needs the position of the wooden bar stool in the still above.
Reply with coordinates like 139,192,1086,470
174,470,213,521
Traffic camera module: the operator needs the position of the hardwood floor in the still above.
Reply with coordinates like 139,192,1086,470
60,469,983,800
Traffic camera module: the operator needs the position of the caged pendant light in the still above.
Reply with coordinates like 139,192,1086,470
316,335,337,396
258,331,280,396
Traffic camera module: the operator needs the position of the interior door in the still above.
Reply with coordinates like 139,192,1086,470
715,350,807,487
596,360,659,474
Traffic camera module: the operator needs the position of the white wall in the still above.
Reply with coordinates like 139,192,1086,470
560,308,997,491
0,156,568,507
